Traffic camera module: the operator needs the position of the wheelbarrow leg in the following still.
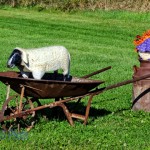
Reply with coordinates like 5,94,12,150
19,85,25,112
6,84,10,100
84,94,94,125
69,94,94,125
57,103,74,126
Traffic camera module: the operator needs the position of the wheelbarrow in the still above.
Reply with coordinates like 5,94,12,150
0,66,149,131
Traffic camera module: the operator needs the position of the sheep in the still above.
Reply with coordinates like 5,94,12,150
7,46,70,80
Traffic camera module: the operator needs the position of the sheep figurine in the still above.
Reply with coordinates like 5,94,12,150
7,46,70,80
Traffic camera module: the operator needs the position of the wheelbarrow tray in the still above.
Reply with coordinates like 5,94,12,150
0,71,104,98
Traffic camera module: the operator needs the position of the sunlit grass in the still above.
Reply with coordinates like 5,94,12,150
0,8,150,149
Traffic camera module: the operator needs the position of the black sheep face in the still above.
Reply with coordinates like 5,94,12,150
7,49,22,68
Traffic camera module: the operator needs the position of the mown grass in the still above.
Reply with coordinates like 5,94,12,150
0,8,150,149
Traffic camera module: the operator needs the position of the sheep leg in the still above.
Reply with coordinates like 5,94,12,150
54,70,58,80
18,66,30,78
63,73,70,81
22,72,30,78
32,71,45,80
63,69,70,81
63,75,68,81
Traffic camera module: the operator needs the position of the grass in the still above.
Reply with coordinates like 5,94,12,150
0,8,150,149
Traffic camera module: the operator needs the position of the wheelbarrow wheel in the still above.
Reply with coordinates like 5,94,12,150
0,95,37,132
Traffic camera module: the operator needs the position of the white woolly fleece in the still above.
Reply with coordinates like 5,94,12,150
16,46,70,79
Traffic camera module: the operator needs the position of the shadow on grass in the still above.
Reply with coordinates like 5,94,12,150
1,101,131,131
1,96,132,132
36,102,112,123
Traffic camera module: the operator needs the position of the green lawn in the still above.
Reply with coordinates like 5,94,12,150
0,8,150,149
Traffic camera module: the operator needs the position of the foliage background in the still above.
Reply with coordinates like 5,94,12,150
0,0,150,12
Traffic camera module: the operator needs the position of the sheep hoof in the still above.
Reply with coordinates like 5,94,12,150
63,75,69,81
22,74,29,78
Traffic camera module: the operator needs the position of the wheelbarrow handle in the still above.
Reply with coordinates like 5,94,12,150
81,66,111,79
106,74,150,91
93,73,150,96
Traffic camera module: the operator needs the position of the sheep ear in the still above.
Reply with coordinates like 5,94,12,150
15,48,29,65
21,51,29,65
